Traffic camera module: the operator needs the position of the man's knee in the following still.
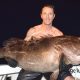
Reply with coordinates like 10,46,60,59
17,69,42,80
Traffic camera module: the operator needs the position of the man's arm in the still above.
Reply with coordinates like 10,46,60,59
24,28,35,41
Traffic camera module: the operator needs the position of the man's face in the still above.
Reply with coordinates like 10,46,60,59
41,7,55,25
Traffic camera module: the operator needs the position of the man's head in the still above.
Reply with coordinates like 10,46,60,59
40,4,55,25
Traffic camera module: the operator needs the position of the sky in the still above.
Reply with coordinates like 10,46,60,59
0,0,80,45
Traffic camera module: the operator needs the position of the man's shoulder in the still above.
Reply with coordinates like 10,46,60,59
28,24,41,32
51,26,63,35
30,24,41,31
33,24,41,29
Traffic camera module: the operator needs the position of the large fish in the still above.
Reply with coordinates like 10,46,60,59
0,35,80,80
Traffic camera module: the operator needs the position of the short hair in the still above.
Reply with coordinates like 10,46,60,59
40,4,55,14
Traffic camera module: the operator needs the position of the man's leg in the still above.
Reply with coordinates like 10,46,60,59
57,59,73,80
17,69,52,80
17,69,42,80
43,72,52,80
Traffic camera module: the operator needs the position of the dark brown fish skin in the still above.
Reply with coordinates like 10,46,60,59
0,35,80,80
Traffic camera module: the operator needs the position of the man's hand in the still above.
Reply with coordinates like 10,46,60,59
64,76,75,80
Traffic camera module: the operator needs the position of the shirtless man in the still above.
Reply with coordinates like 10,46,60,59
17,4,74,80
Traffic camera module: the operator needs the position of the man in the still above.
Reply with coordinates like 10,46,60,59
8,4,75,80
22,4,63,80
